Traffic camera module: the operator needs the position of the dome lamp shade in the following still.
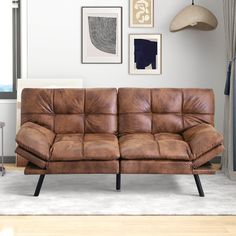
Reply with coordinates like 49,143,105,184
170,0,218,32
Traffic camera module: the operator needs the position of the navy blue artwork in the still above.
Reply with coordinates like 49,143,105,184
134,39,158,70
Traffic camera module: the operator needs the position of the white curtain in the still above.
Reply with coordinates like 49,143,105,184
222,0,236,180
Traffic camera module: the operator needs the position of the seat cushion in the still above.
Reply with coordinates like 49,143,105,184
51,134,83,161
154,133,192,161
84,134,120,161
119,133,191,161
51,133,120,161
119,134,159,159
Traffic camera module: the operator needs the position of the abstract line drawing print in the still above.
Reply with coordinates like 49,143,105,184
88,17,117,55
134,0,151,24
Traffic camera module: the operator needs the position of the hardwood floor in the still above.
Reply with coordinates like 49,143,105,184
0,216,236,236
1,165,235,236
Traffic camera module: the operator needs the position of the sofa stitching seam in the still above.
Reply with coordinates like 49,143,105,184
150,89,153,134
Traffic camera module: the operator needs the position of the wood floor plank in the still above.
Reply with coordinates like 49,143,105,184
0,216,236,236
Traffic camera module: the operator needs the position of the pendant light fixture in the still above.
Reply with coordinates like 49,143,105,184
170,0,218,32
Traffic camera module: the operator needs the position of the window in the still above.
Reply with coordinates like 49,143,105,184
0,0,20,99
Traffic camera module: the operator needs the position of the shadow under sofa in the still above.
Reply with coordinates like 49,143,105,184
15,88,224,197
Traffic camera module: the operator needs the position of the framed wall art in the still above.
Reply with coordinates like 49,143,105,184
130,0,154,28
129,34,162,75
82,7,123,64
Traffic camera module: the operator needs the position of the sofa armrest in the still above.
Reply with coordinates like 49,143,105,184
182,124,224,159
16,122,55,161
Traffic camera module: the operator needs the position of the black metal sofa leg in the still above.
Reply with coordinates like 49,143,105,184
116,174,121,191
34,174,45,197
193,174,205,197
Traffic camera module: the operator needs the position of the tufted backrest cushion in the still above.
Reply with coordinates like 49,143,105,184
21,88,117,134
118,88,214,135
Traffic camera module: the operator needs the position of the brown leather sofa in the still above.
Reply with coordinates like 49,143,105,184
15,88,224,197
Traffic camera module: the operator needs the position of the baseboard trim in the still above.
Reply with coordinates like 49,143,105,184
2,156,16,163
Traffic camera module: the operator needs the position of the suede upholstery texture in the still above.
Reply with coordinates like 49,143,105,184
16,88,224,175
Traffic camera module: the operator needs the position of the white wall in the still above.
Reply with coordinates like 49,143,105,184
27,0,226,132
1,0,227,156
